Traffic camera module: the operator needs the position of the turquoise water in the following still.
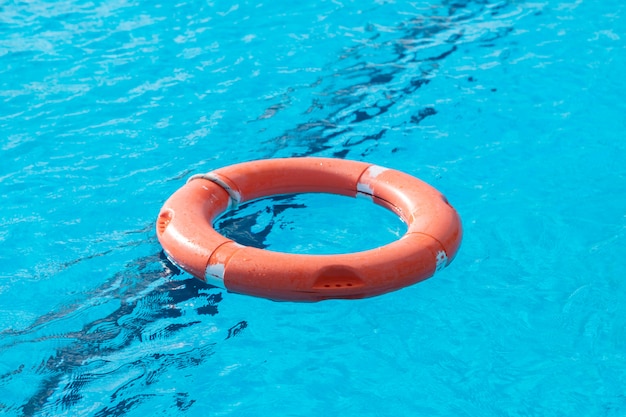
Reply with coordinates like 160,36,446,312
2,0,625,415
215,193,407,254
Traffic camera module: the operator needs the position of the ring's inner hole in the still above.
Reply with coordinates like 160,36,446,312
214,193,407,255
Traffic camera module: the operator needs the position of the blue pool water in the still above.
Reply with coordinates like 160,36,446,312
1,0,625,415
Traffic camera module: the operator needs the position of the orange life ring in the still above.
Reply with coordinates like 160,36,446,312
156,157,462,301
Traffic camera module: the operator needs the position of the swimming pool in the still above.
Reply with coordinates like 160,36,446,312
1,0,625,415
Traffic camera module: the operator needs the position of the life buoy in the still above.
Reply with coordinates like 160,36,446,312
156,157,462,301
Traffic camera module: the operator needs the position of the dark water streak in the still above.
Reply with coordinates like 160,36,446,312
6,252,228,416
260,2,515,159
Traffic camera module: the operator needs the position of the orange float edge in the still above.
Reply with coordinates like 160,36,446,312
156,157,462,302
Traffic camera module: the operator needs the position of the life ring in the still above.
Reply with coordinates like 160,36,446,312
156,157,462,302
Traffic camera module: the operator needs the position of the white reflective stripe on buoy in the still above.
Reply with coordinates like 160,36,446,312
187,172,241,208
435,250,448,272
356,164,388,198
205,262,226,289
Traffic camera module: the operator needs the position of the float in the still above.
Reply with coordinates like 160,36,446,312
156,157,462,301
